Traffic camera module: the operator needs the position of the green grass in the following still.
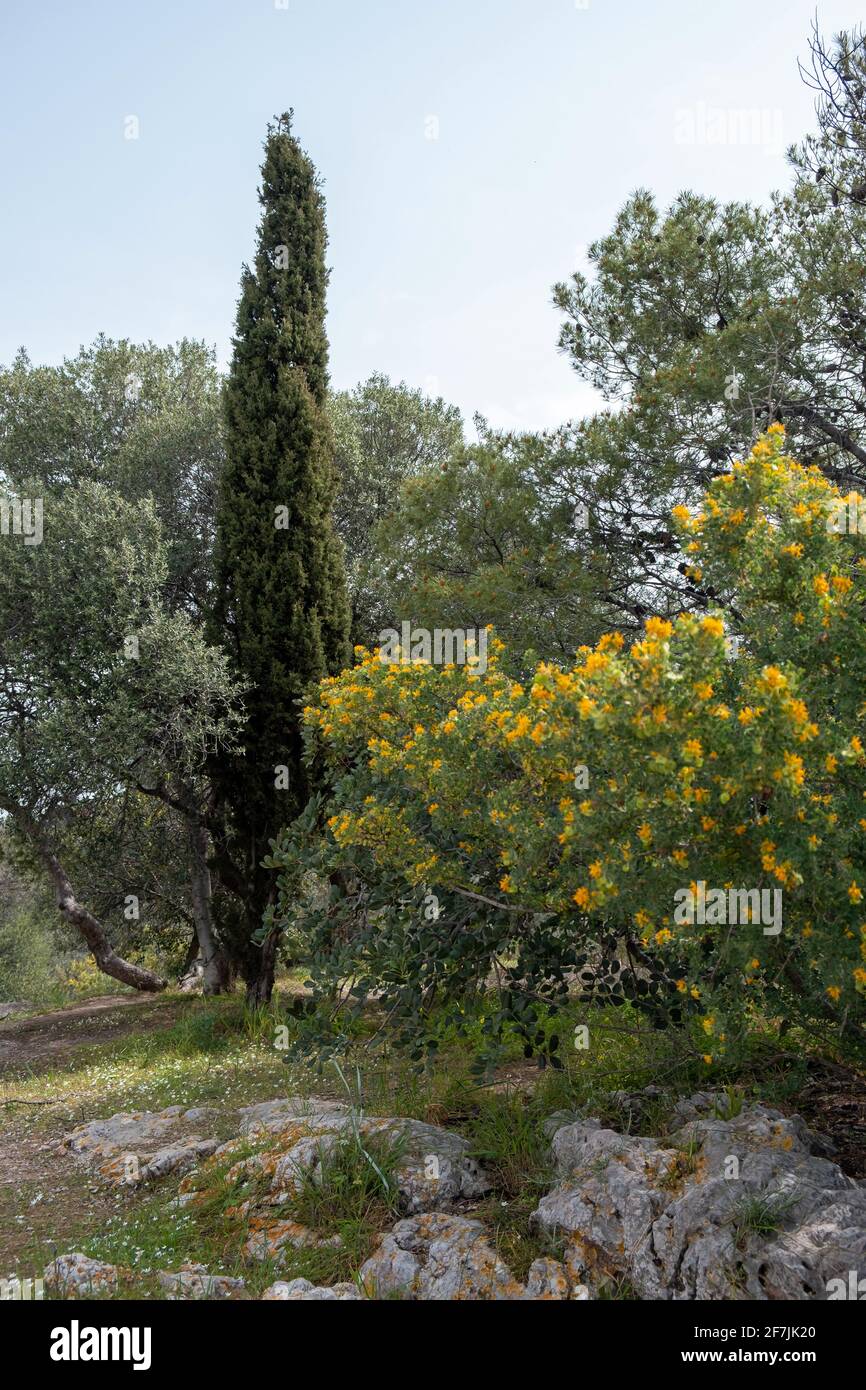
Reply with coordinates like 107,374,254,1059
726,1190,801,1248
658,1135,701,1191
596,1275,639,1300
292,1130,405,1230
711,1084,747,1120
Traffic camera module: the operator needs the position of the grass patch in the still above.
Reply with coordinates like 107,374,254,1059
461,1091,555,1280
291,1129,406,1234
726,1189,801,1248
658,1135,701,1191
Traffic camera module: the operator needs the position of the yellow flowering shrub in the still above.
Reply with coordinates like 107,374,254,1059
274,429,865,1065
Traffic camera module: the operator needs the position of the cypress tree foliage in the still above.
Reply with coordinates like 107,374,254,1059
210,112,350,1004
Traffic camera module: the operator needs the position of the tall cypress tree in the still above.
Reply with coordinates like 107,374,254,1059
210,112,350,1004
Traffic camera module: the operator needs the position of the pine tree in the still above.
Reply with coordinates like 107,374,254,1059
210,112,350,1004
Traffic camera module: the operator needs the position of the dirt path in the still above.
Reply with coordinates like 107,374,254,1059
0,992,198,1270
0,1091,117,1273
0,993,185,1075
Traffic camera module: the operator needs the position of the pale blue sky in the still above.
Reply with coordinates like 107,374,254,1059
1,0,862,430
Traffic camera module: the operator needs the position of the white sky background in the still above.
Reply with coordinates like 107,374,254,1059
0,0,863,433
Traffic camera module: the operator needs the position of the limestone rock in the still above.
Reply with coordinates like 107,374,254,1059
262,1278,362,1301
158,1264,245,1299
524,1256,586,1299
359,1212,529,1300
59,1106,225,1187
103,1138,222,1187
243,1218,343,1262
532,1098,866,1300
44,1253,126,1298
238,1097,490,1215
386,1118,491,1213
239,1097,351,1138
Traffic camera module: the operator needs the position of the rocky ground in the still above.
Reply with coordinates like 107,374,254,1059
42,1087,866,1301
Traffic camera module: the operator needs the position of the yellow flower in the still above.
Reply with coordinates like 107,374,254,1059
645,617,673,640
572,886,590,908
781,542,803,558
848,883,863,904
701,616,724,638
784,752,805,787
787,698,809,726
588,860,602,880
813,574,829,596
826,985,841,1002
760,665,787,690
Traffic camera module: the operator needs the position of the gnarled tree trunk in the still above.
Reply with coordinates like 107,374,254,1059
244,922,277,1007
0,798,166,993
187,820,231,994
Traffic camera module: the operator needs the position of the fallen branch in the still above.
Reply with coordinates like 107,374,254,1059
0,1095,80,1106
